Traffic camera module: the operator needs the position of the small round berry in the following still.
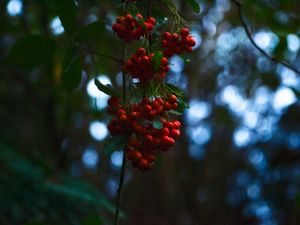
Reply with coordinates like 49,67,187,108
180,28,190,37
168,94,177,103
163,32,171,40
137,48,146,56
132,151,142,162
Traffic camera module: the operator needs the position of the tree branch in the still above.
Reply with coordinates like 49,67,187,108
72,42,123,64
114,43,127,225
231,0,300,75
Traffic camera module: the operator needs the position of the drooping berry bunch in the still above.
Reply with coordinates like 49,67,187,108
112,14,156,43
107,96,181,170
123,48,169,84
161,28,196,57
106,6,196,171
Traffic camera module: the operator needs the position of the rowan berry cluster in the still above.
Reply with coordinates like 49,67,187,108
112,14,156,43
123,48,169,83
161,28,196,57
107,9,196,171
107,96,181,170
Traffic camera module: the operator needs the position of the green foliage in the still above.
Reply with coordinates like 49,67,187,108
153,119,163,129
44,177,115,213
62,47,82,93
152,51,163,71
186,0,200,14
81,214,103,225
0,143,114,224
103,135,128,155
165,83,184,97
5,35,57,69
53,0,78,35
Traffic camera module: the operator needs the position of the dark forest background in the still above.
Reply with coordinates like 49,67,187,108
1,0,300,224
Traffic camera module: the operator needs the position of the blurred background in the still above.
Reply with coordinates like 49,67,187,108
1,0,300,224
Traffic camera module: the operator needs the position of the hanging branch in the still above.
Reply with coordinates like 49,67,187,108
231,0,300,75
72,42,123,64
114,44,127,225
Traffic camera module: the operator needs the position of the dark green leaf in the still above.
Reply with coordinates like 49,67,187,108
103,135,128,155
133,15,146,29
187,0,200,13
5,35,57,69
153,119,163,129
62,47,82,93
0,144,45,180
44,178,115,213
176,98,190,113
94,79,120,97
151,51,163,71
53,0,78,35
81,214,103,225
165,83,184,97
179,54,191,63
169,110,183,115
75,21,105,42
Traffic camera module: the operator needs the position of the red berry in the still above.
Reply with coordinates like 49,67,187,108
147,17,156,25
168,95,177,103
163,32,171,40
137,48,146,56
132,151,142,162
138,159,149,169
180,28,189,37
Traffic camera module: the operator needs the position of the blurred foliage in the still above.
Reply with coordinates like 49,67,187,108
1,0,300,224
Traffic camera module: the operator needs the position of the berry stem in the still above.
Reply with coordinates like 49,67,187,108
114,44,127,225
147,0,153,49
114,147,127,225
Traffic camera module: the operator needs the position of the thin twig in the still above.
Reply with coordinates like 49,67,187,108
231,0,300,75
114,43,127,225
114,148,127,225
72,42,123,64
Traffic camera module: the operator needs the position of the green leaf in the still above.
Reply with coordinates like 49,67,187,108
103,135,128,155
165,83,184,97
179,54,191,63
133,15,146,29
81,214,103,225
169,110,183,115
187,0,200,13
177,98,190,112
62,47,82,93
94,79,120,97
75,21,105,42
53,0,78,35
0,143,45,180
153,119,163,129
5,35,57,69
44,176,115,212
151,51,163,71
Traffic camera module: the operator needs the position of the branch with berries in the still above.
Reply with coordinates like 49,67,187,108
93,1,196,224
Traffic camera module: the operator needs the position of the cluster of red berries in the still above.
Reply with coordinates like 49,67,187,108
112,14,156,43
107,96,181,170
123,48,169,83
161,28,196,57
